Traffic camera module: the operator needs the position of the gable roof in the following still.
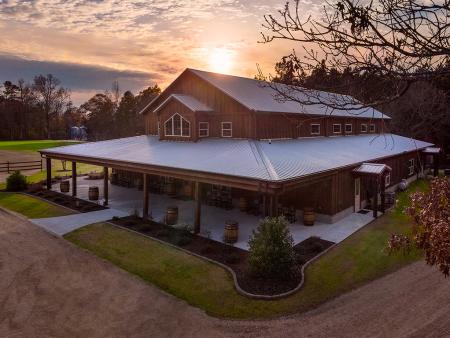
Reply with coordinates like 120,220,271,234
41,133,430,182
188,69,389,119
154,94,213,113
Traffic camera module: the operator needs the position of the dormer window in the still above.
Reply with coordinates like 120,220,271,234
199,122,209,137
345,124,352,134
221,122,232,137
165,113,190,137
311,124,320,135
333,124,342,134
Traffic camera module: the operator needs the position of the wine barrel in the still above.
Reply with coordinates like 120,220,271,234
166,206,178,225
88,186,99,201
303,207,315,226
224,220,239,244
166,182,176,197
238,197,248,212
60,180,70,193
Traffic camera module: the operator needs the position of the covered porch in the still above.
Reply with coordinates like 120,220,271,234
52,174,377,250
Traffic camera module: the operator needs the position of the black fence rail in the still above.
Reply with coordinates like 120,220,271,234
0,160,43,173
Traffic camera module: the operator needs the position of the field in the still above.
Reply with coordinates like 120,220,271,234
0,140,80,152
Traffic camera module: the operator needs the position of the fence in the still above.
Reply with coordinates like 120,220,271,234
0,160,43,173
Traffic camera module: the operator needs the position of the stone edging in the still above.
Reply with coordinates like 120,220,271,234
106,221,338,300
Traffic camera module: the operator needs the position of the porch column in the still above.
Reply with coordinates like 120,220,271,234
46,157,52,190
71,162,77,197
380,174,386,214
194,181,201,234
434,154,439,177
143,174,149,219
103,167,109,206
262,194,267,217
268,195,274,217
373,178,378,219
273,193,279,217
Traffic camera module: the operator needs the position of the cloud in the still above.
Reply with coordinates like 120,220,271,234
0,54,159,104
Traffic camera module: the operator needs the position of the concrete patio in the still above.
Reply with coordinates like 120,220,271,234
54,176,378,250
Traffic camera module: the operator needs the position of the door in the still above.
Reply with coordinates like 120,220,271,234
354,177,361,212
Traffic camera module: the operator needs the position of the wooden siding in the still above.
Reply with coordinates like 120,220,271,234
144,69,390,140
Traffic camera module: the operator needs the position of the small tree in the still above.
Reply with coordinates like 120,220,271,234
388,177,450,276
6,171,27,191
248,216,296,279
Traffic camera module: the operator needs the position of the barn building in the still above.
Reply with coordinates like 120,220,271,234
40,68,439,246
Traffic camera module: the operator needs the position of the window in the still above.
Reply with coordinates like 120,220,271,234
369,124,376,132
311,124,320,135
221,122,232,137
332,124,342,134
361,124,367,133
385,173,391,187
408,159,415,176
345,123,352,134
164,113,190,137
198,122,209,137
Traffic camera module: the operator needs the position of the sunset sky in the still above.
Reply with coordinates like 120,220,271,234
0,0,320,105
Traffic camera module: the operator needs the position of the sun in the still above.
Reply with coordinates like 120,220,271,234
209,48,233,74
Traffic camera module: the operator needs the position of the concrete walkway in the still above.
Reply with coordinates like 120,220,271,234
31,208,128,236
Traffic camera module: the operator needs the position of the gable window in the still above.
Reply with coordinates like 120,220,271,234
345,123,353,134
385,173,391,187
369,124,376,132
165,113,190,137
361,124,367,133
311,124,320,135
198,122,209,137
332,124,342,134
221,122,232,137
408,158,415,176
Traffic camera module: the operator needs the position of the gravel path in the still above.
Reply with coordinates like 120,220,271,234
1,209,449,337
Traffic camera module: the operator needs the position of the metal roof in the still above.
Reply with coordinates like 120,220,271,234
353,163,392,175
41,134,432,182
154,94,213,112
188,69,390,120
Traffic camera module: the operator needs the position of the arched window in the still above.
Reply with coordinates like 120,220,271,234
164,113,190,137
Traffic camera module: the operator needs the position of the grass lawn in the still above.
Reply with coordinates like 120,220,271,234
65,180,428,319
0,139,79,152
0,192,74,218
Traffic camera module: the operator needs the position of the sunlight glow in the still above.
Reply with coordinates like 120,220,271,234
209,48,234,74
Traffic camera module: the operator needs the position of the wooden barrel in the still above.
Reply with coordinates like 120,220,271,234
224,220,239,243
166,206,178,225
303,208,315,226
239,197,248,212
88,186,99,201
60,180,70,193
166,182,176,197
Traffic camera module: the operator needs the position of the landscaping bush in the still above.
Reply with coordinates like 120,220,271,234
6,171,28,191
248,216,296,279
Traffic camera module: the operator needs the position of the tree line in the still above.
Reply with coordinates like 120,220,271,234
0,75,161,141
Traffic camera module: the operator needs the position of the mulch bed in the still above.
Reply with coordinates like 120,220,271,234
27,189,107,213
111,216,334,296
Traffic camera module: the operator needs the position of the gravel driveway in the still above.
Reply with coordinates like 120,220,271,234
1,208,449,337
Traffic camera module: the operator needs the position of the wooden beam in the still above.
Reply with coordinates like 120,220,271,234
143,174,149,219
103,167,109,206
380,175,386,214
71,162,77,197
434,154,439,177
46,158,52,190
373,178,378,218
194,181,201,234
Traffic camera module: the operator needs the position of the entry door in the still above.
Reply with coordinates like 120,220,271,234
354,178,361,212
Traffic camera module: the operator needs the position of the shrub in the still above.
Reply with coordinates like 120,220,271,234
6,171,28,191
248,216,296,279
